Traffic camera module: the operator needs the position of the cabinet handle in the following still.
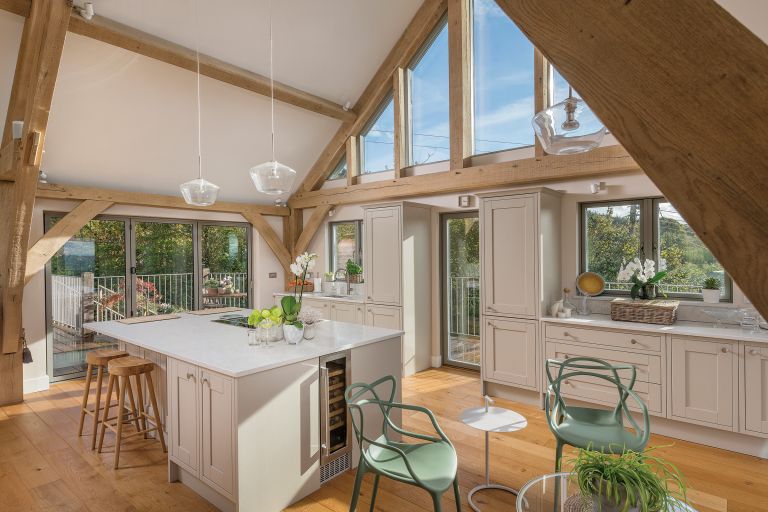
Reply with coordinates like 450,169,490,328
331,304,335,309
202,377,210,387
749,349,759,356
563,331,573,337
630,339,638,345
367,296,372,300
721,347,729,353
487,321,496,329
186,372,195,381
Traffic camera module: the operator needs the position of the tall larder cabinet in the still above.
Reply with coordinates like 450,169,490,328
478,188,561,392
363,202,432,376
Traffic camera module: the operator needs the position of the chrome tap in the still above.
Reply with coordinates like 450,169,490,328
334,268,352,295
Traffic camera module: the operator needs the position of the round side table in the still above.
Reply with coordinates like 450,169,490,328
460,397,528,512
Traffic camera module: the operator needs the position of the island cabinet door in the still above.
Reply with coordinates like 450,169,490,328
481,195,538,318
331,301,362,324
364,206,402,306
744,344,768,435
483,317,538,390
169,359,200,472
201,370,235,497
670,337,737,429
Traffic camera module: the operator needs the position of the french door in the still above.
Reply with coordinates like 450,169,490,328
45,214,251,381
440,211,481,369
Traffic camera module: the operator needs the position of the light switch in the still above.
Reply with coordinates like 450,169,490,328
268,272,277,278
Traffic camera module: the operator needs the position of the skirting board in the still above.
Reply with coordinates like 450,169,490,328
23,374,50,394
484,380,768,459
169,461,235,512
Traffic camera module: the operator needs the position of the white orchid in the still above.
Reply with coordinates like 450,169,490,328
617,257,667,299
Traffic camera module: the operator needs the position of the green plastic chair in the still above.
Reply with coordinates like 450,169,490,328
345,375,460,512
545,357,650,471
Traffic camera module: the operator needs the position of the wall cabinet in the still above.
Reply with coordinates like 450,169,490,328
364,206,402,306
330,301,365,324
168,359,235,497
670,336,737,430
483,318,538,390
743,344,768,435
365,304,403,331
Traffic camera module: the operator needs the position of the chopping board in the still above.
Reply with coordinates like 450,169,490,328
187,307,242,316
117,314,181,324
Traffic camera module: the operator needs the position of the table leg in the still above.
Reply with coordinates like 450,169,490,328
467,431,519,512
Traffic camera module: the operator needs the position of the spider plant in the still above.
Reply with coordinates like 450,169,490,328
570,447,687,512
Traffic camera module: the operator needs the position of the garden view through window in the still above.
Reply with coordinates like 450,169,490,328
329,221,363,273
582,198,729,299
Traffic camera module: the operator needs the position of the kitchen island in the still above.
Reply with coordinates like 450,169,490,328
84,312,404,512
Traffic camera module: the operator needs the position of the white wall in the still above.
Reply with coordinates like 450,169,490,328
22,200,285,393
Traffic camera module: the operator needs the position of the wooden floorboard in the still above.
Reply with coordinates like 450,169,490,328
1,367,766,511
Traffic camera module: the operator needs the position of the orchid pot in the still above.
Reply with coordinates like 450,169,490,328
283,323,305,344
303,322,317,340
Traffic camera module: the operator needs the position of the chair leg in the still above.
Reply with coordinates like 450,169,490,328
145,371,166,453
369,473,380,512
90,366,104,450
349,462,366,512
78,363,93,437
114,375,127,469
125,379,141,432
97,373,115,453
133,374,147,437
431,492,442,512
452,477,461,512
554,440,564,472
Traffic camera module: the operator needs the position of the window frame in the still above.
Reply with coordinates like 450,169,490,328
579,197,732,301
328,220,363,273
327,154,347,181
405,14,450,167
359,93,395,174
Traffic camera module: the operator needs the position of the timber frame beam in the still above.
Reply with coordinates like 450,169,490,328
0,0,354,122
494,0,768,318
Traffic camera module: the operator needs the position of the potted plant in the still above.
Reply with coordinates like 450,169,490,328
247,306,283,345
571,447,686,512
282,252,317,344
617,258,667,300
218,276,234,295
299,307,322,340
346,259,364,284
702,277,721,304
203,278,219,295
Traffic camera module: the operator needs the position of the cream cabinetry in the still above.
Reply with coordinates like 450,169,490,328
670,336,738,430
364,206,402,306
743,344,768,436
365,304,403,331
302,298,331,320
168,358,236,498
119,341,167,433
330,301,365,324
483,318,537,390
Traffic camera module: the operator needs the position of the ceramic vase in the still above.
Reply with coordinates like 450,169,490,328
702,289,720,303
283,323,305,344
303,323,316,340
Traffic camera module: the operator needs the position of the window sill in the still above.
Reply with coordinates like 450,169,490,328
584,295,734,307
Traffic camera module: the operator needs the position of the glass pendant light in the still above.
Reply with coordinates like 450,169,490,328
180,0,219,206
532,86,606,155
250,0,296,195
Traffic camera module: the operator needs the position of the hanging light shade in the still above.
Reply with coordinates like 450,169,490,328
180,178,220,206
180,0,219,206
249,160,296,195
250,0,296,196
532,88,606,155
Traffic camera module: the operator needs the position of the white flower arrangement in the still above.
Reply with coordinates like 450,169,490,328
290,253,317,277
617,258,667,299
298,307,322,325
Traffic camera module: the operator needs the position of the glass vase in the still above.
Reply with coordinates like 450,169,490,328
303,323,316,340
642,284,658,300
283,323,305,345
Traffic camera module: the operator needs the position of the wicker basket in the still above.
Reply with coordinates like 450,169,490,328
610,298,679,325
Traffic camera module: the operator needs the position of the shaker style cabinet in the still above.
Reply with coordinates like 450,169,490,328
670,336,738,430
365,304,403,331
330,301,365,324
481,194,538,318
483,318,538,390
743,344,768,435
301,298,331,320
363,206,402,306
168,358,235,497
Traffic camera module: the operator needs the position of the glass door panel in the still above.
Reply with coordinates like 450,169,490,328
200,224,250,309
441,212,480,368
133,221,195,316
47,216,127,379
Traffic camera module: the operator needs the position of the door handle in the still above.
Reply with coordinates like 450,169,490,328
186,372,195,381
202,377,210,387
749,349,759,356
721,347,729,353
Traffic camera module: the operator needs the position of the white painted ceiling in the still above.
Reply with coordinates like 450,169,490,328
0,1,424,204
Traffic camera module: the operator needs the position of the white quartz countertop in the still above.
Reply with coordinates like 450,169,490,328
273,292,366,304
541,315,768,344
84,312,403,378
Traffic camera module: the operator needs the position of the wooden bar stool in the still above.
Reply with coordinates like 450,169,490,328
78,348,129,450
98,356,167,469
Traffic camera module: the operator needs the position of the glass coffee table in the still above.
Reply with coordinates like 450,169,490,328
516,473,696,512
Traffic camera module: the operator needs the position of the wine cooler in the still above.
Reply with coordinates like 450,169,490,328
319,350,352,471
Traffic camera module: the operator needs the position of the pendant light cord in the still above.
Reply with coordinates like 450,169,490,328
194,0,202,180
269,0,275,164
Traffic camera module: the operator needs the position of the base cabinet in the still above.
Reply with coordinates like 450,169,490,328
168,359,235,498
670,336,737,430
330,301,365,324
483,317,537,390
365,304,403,330
743,344,768,435
301,298,331,320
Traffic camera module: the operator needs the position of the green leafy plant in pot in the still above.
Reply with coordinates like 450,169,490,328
571,447,686,512
282,252,317,344
346,259,363,284
701,277,721,304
